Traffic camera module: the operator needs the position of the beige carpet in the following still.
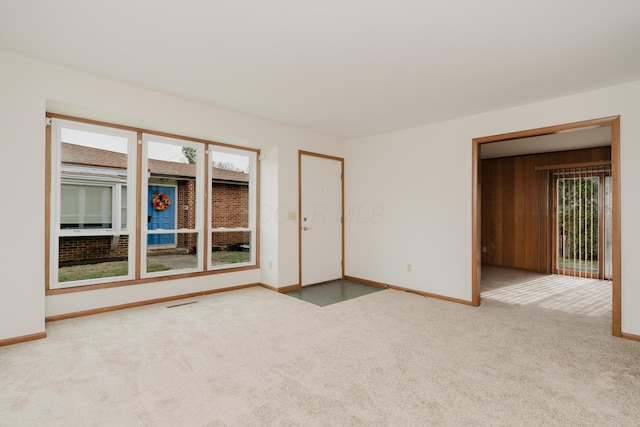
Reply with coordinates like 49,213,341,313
1,278,639,425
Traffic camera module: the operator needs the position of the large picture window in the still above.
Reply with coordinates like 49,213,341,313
48,116,259,290
50,119,136,288
142,134,205,277
209,147,257,270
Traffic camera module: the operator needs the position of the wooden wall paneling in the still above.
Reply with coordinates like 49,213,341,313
481,159,499,265
522,155,531,269
514,156,526,268
501,159,516,267
542,170,553,273
526,155,538,271
481,146,611,271
480,162,492,265
494,160,503,266
592,146,611,162
481,157,502,266
537,170,546,272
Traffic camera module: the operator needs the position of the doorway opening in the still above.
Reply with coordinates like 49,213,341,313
472,116,621,337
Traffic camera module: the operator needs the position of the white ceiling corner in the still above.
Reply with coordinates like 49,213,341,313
0,0,639,140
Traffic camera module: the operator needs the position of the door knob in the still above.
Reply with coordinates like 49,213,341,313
303,226,312,231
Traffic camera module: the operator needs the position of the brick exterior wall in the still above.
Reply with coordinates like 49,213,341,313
177,180,198,252
211,182,249,247
59,235,129,266
59,180,250,264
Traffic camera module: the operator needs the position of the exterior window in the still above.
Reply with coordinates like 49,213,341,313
48,116,259,290
142,134,204,276
50,119,136,288
121,186,128,230
60,183,127,229
209,147,257,269
61,184,113,229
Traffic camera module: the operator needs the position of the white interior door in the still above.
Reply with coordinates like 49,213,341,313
300,153,343,286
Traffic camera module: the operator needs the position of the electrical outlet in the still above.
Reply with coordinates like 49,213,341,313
268,261,273,269
407,263,412,272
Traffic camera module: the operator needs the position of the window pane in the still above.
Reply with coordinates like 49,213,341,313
61,184,112,228
604,176,613,279
211,231,251,266
146,140,199,247
211,182,249,228
147,232,199,272
209,148,255,270
53,121,134,288
121,186,128,230
211,150,250,229
60,127,128,231
556,173,600,277
58,235,129,282
144,137,202,276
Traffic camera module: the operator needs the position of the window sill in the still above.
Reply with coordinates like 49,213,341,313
45,264,260,295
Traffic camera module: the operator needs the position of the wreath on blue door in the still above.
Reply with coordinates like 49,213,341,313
151,191,171,211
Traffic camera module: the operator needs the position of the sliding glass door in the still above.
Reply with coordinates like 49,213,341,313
554,166,611,279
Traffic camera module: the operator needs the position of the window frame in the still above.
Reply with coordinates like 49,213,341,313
208,145,258,271
46,114,260,293
49,118,137,289
141,134,205,278
551,166,611,280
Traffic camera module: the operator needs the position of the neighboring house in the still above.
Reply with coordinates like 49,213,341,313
59,142,249,266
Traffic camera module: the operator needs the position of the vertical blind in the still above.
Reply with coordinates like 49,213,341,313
552,165,612,279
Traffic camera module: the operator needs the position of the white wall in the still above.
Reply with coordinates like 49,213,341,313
345,80,640,336
0,50,343,339
0,61,46,340
259,145,279,287
4,46,639,341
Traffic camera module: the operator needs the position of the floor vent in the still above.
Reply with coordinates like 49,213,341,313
403,289,428,298
167,301,198,308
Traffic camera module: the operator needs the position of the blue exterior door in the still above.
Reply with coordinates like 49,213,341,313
148,185,176,246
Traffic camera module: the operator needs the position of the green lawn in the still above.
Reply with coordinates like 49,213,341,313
557,257,598,272
59,251,249,282
59,260,170,282
211,250,250,264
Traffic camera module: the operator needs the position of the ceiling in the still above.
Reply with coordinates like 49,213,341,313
480,125,612,159
1,1,639,140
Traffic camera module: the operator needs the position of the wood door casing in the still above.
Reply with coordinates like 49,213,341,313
472,115,621,337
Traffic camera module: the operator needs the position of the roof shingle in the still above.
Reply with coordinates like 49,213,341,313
61,142,249,182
